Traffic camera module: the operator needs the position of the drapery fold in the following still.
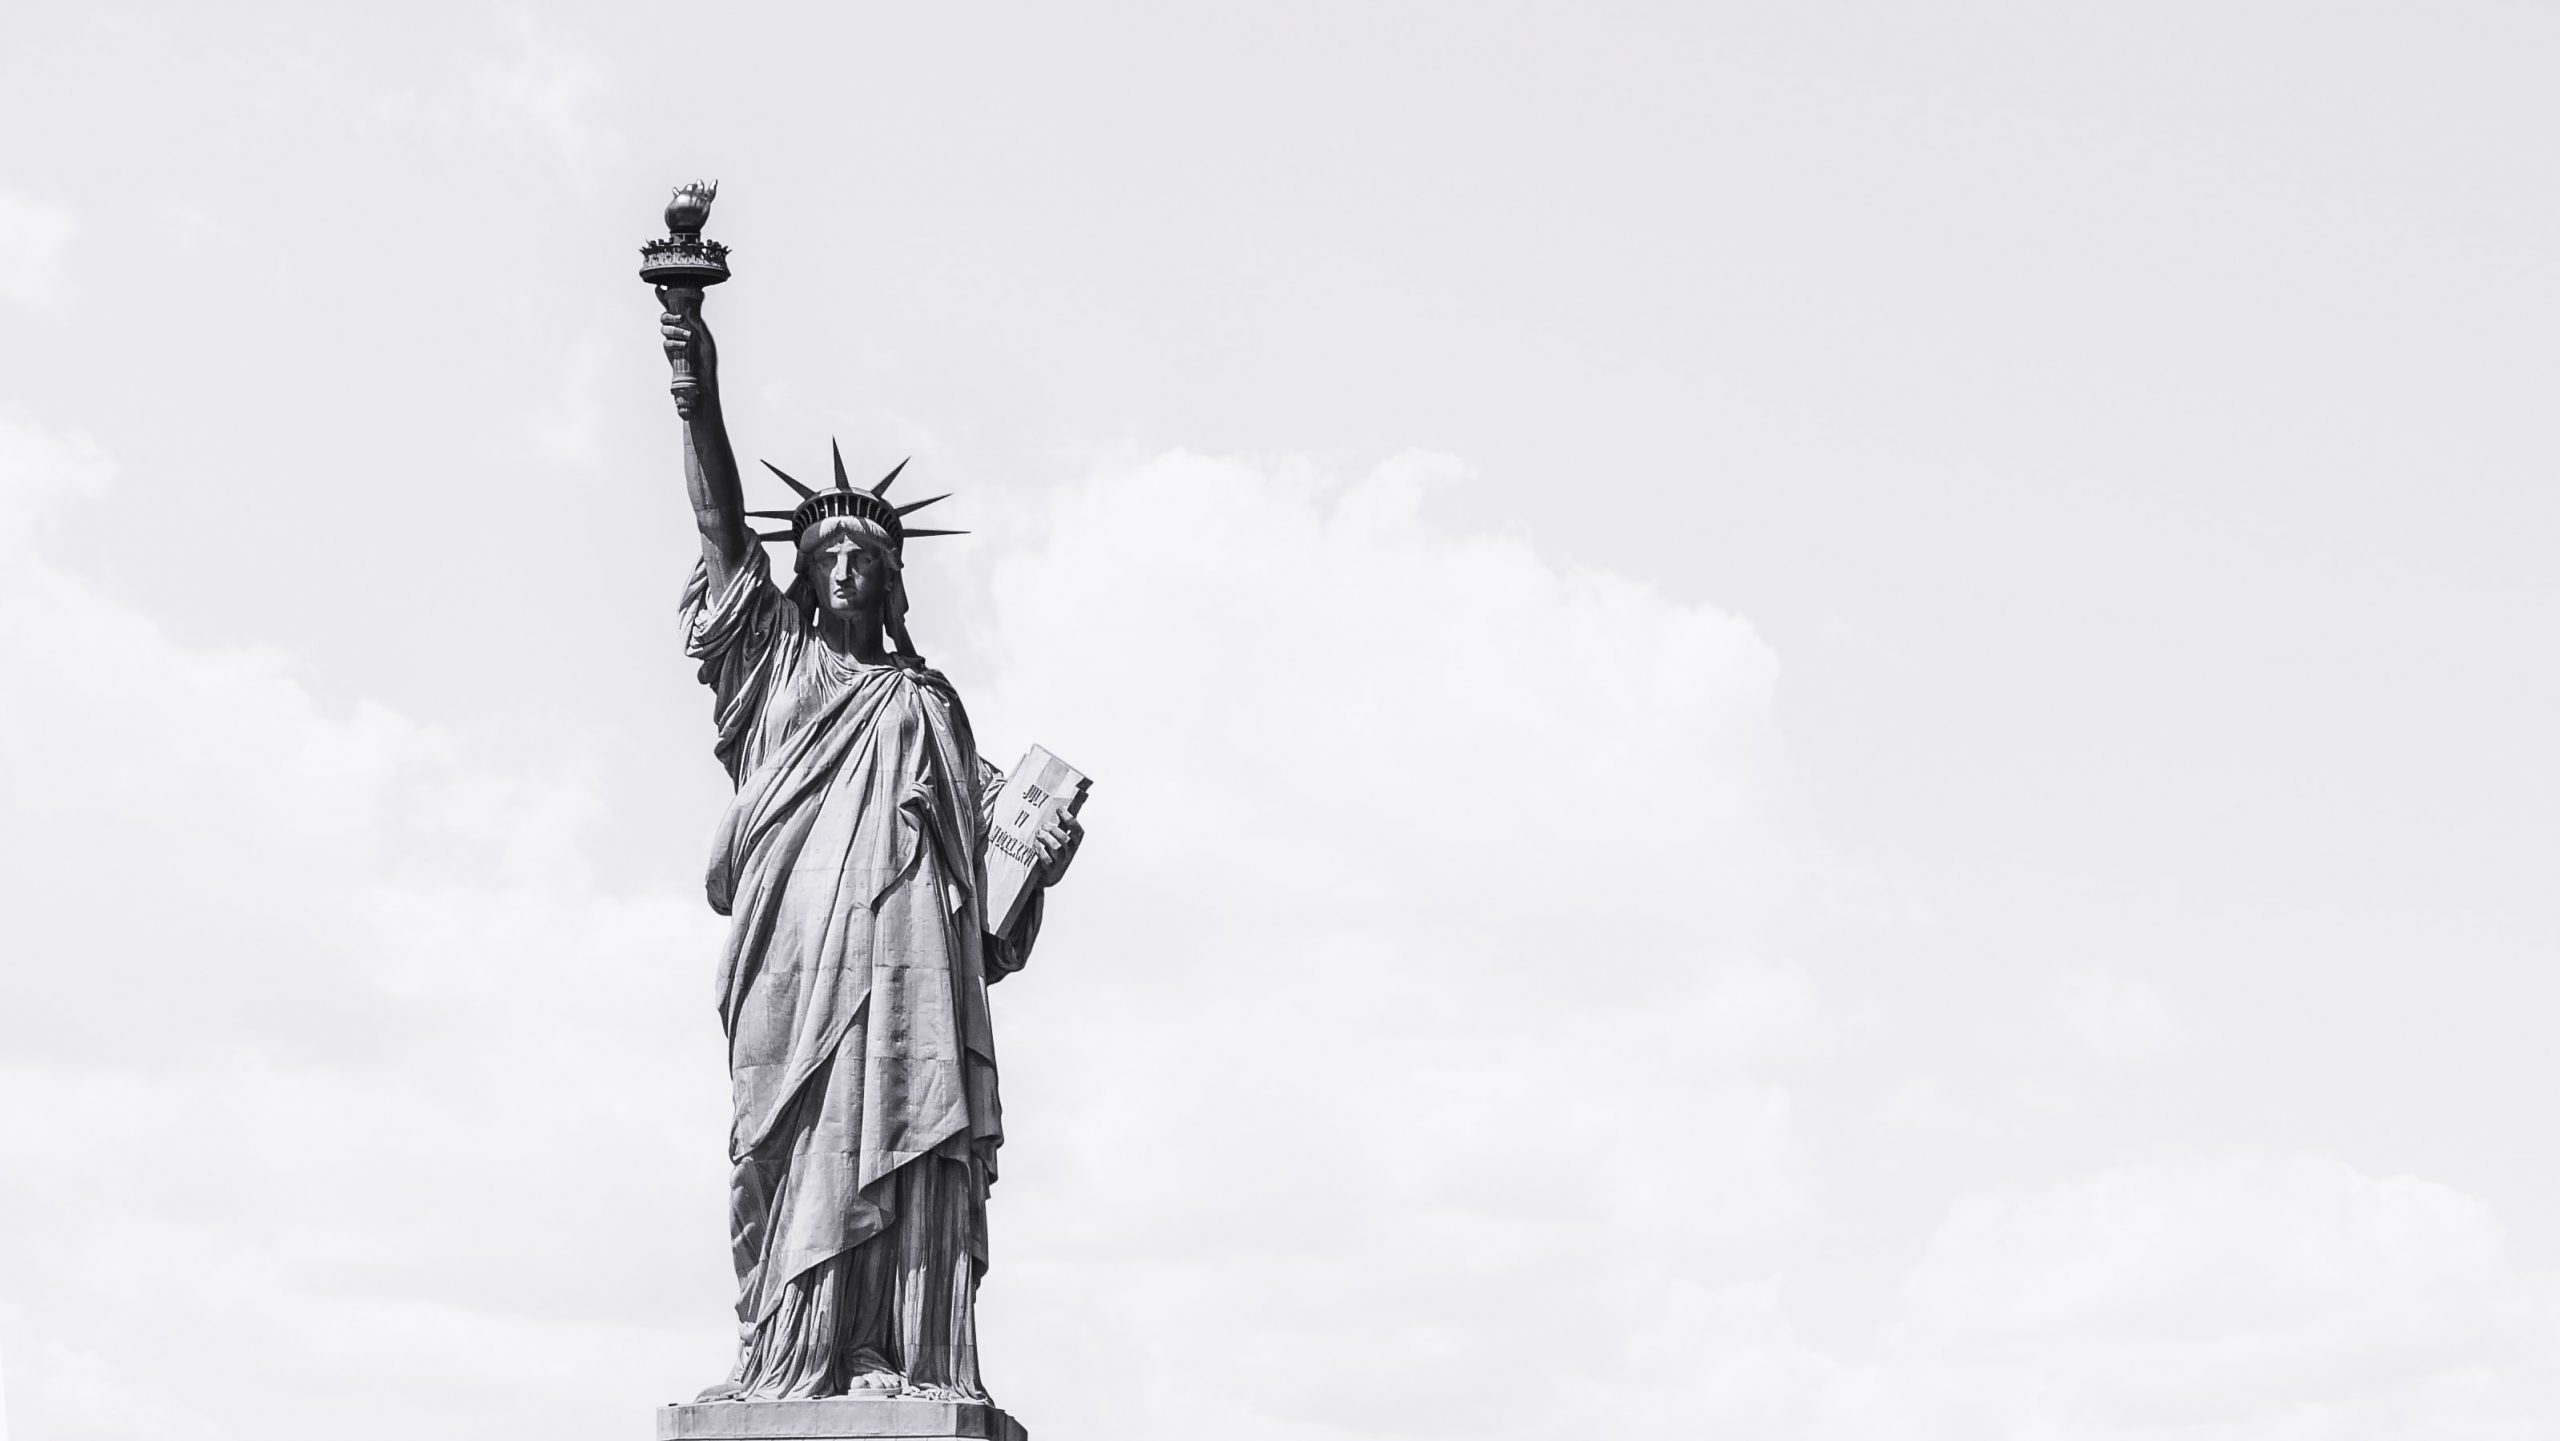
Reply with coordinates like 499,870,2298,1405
679,551,1023,1399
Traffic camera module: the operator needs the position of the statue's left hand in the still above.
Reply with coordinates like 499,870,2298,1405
1033,811,1084,888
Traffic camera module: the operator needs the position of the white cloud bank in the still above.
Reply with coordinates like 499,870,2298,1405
0,422,2551,1440
1852,1153,2560,1440
966,451,1821,1436
0,412,731,1440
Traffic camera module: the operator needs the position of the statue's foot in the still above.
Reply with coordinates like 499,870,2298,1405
690,1381,747,1404
845,1366,904,1393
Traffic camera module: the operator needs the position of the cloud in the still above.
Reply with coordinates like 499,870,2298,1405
2056,965,2183,1060
964,449,1824,1436
1567,1153,2559,1439
1853,1153,2560,1439
5,423,2553,1440
0,410,735,1439
0,427,1815,1440
0,190,75,310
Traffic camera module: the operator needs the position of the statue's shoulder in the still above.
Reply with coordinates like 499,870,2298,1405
888,658,969,713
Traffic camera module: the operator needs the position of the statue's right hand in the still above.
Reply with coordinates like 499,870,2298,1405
655,285,718,384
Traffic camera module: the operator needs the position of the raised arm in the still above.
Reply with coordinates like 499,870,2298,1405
658,285,754,589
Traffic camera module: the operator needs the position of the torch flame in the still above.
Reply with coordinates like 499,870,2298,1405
665,180,719,236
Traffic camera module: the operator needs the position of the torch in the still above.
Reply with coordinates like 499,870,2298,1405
638,181,730,417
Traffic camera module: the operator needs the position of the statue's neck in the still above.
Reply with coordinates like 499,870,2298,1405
814,606,890,664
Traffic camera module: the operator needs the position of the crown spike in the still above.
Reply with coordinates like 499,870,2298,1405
745,509,799,519
900,527,968,538
755,529,795,543
873,457,909,496
892,493,950,518
761,461,817,499
831,439,853,492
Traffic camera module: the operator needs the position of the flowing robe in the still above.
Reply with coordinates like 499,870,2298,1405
683,550,1038,1400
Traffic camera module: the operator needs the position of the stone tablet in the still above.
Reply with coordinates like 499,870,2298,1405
982,744,1091,937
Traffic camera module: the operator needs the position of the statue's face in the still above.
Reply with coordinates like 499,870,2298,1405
802,537,893,619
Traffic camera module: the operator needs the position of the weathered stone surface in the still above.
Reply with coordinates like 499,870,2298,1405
656,1397,1027,1441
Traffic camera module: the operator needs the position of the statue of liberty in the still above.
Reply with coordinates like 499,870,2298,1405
644,188,1083,1411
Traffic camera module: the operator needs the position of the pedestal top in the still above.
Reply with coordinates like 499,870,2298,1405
657,1397,1027,1441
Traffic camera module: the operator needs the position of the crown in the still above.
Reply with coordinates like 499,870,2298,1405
747,441,965,552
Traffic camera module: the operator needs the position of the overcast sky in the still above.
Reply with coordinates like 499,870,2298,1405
2,3,2556,1438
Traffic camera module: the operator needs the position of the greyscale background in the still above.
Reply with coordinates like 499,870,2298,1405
1,4,2555,1438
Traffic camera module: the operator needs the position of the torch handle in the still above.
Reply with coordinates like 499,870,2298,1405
662,285,707,418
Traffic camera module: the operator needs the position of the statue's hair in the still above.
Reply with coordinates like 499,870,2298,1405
796,514,900,559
